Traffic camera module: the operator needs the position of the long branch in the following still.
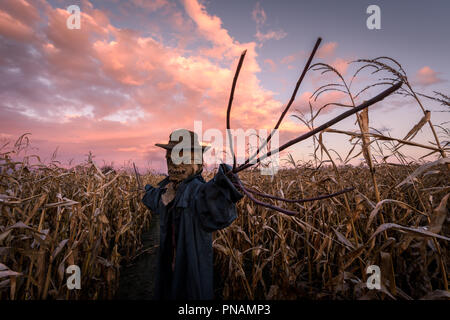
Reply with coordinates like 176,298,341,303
234,81,403,173
232,172,298,216
241,184,355,203
227,50,247,171
242,38,322,167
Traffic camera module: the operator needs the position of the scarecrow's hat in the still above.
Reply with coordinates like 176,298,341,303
155,129,210,153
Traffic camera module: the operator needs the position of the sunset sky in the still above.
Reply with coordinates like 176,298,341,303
0,0,448,172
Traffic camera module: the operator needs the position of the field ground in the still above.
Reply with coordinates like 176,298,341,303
115,215,159,300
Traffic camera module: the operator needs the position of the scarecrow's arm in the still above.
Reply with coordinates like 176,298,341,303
194,164,243,232
142,184,163,212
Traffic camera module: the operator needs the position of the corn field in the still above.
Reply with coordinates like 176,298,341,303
0,140,157,299
1,138,449,300
212,164,449,300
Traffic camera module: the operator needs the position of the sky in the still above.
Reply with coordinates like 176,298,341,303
0,0,448,172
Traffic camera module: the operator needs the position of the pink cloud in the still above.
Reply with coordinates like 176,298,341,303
0,0,40,25
317,42,337,59
0,10,34,41
0,0,287,171
330,58,349,76
264,59,277,72
281,51,305,65
0,0,41,43
252,2,266,26
251,2,286,44
255,29,287,42
182,0,234,48
292,90,348,116
280,41,337,68
281,54,295,65
414,66,445,86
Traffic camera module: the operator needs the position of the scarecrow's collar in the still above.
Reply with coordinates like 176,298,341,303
157,169,205,208
157,169,205,188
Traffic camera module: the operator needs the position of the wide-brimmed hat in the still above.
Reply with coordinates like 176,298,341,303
155,129,210,153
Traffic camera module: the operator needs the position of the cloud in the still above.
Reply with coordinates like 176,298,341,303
0,0,40,25
414,66,445,86
281,54,295,65
255,29,287,42
0,9,35,41
252,2,266,26
182,0,234,48
317,42,337,59
0,0,287,171
290,89,349,118
330,58,349,76
280,41,338,70
264,59,276,72
251,2,286,45
281,51,305,65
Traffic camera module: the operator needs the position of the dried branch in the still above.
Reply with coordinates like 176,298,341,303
235,81,403,173
242,37,322,167
226,49,247,171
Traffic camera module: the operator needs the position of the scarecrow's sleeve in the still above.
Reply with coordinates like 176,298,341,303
194,164,243,232
142,184,162,213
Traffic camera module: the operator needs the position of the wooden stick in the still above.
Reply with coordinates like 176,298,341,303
226,50,247,171
133,162,143,191
234,81,403,173
243,37,322,167
241,184,355,203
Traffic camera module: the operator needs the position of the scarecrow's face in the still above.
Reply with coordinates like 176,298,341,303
166,149,202,183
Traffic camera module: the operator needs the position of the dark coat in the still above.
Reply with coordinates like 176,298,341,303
141,164,243,300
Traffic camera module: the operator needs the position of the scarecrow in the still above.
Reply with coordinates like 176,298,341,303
140,37,403,300
142,129,243,300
